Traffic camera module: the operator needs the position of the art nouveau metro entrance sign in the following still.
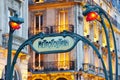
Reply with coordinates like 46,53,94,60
12,30,108,80
30,31,78,54
32,36,75,53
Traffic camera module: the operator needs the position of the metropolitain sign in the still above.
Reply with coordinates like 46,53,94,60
30,31,79,54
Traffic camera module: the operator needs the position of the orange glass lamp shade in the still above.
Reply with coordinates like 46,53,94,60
86,11,98,21
10,22,20,30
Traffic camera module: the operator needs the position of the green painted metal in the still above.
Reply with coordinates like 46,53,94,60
9,13,24,24
83,4,118,80
6,29,14,80
99,14,113,80
102,11,118,80
6,13,24,80
9,30,108,80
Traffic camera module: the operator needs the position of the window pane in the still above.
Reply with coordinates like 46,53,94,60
36,16,39,29
40,15,43,26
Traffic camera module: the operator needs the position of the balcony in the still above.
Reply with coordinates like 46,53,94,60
82,63,95,74
29,24,74,36
95,67,104,77
28,61,75,73
82,63,105,77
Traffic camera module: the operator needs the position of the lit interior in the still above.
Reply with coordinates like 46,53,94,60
102,28,107,47
58,10,69,32
93,21,99,42
84,17,90,36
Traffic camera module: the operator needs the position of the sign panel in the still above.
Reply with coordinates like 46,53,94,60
32,36,75,53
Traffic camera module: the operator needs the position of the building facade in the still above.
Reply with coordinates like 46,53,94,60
28,0,120,80
0,0,28,80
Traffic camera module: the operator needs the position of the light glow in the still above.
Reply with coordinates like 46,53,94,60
10,22,20,30
86,11,98,21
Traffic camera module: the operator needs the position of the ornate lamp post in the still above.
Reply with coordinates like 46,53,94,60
6,13,24,80
82,4,118,80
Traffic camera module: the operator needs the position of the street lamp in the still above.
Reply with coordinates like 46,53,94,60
6,13,24,80
82,4,118,80
86,11,98,21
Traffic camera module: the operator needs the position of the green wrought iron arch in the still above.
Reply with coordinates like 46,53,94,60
9,30,108,80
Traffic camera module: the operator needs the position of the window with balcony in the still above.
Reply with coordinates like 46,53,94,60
58,52,70,70
34,53,44,70
58,10,69,32
83,45,90,64
34,14,44,34
57,10,70,70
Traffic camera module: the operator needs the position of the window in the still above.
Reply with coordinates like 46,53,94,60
35,79,42,80
34,53,44,70
58,10,69,32
57,10,69,70
102,28,107,47
34,0,44,3
34,14,44,34
57,78,67,80
58,52,70,70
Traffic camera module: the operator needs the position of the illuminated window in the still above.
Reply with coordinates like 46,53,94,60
100,2,102,7
34,14,44,34
57,10,69,69
57,78,67,80
35,53,44,69
83,45,90,64
93,22,99,42
34,0,44,3
109,32,114,51
58,10,68,32
58,52,70,70
102,28,107,47
83,17,90,36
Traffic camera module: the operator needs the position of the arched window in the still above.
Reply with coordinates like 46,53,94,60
56,78,67,80
35,79,42,80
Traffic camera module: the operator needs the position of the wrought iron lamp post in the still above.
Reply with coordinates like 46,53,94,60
82,4,118,80
6,13,24,80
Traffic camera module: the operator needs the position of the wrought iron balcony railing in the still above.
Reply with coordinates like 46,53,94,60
28,61,75,73
95,67,104,77
82,63,105,77
29,24,74,37
82,63,95,74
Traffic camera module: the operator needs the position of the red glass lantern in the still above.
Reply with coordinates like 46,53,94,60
9,22,20,30
86,11,98,21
